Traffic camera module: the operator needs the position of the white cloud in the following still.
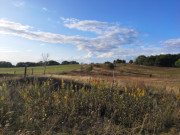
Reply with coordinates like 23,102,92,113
61,17,119,35
42,7,47,11
162,38,180,49
40,43,45,46
1,18,178,62
0,18,138,54
13,1,25,7
97,52,114,58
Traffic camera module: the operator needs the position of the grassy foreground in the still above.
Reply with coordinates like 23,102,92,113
0,64,80,75
0,77,179,134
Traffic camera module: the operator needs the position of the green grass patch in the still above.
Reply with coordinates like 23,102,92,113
0,64,80,75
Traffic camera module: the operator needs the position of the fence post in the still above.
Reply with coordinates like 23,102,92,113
113,71,115,83
32,68,34,75
24,66,27,79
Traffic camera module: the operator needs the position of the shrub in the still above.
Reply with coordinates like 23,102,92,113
175,58,180,67
105,63,114,70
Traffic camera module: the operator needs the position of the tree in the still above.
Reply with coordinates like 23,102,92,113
48,60,60,66
42,53,50,75
129,60,133,64
0,61,13,68
175,58,180,67
61,61,70,65
135,55,146,65
113,59,126,64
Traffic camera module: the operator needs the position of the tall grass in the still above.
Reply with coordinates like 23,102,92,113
0,77,179,134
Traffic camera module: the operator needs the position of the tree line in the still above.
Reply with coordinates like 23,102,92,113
134,53,180,67
0,53,180,68
0,60,79,68
105,53,180,67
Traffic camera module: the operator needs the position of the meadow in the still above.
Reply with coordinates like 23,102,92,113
0,64,80,75
0,64,179,134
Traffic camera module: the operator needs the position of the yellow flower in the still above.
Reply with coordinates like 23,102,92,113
23,94,27,99
120,94,123,99
47,81,50,86
141,89,145,96
72,89,74,93
35,84,37,89
62,79,64,89
44,82,46,86
38,91,40,97
1,96,4,101
2,83,6,87
64,96,67,99
137,88,141,93
125,87,127,93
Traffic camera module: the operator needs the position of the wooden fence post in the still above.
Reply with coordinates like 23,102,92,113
32,68,34,75
24,66,27,79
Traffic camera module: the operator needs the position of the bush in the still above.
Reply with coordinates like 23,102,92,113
85,64,93,72
175,58,180,67
129,60,133,64
105,63,114,70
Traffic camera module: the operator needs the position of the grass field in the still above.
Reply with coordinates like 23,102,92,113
0,77,179,134
0,64,81,75
0,63,180,134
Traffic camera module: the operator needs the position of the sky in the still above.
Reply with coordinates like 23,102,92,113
0,0,180,64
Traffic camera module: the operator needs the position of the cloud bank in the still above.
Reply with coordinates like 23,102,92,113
0,18,179,61
0,18,138,53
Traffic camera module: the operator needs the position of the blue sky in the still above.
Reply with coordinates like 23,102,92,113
0,0,180,64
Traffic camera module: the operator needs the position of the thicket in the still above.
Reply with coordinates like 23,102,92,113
135,54,180,67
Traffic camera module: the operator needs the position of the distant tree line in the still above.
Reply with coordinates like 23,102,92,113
113,59,126,64
134,54,180,67
1,53,180,68
0,61,13,68
0,60,79,68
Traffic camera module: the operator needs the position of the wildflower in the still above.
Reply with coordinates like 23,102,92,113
47,81,50,86
62,79,64,89
137,88,141,93
120,94,123,99
38,91,40,97
64,96,67,99
125,87,127,93
2,82,6,87
24,94,27,99
1,96,4,101
35,84,37,89
141,89,145,96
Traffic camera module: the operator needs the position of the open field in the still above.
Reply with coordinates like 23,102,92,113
0,64,180,134
38,63,180,93
0,64,80,75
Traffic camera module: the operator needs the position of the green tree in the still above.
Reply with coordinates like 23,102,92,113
175,58,180,67
129,60,133,64
135,55,146,65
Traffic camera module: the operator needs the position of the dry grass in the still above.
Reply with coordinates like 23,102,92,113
0,77,179,134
